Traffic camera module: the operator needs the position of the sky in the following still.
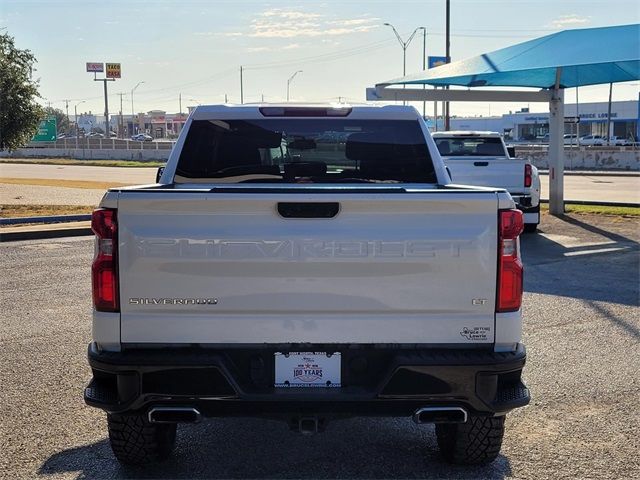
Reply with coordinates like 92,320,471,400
2,0,639,118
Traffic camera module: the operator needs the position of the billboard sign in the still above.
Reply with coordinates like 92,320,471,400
105,63,121,78
32,116,57,142
86,62,104,72
428,56,447,69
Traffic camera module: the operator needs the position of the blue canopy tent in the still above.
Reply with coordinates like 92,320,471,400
383,24,640,89
370,24,640,214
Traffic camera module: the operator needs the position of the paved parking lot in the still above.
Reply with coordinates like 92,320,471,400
1,212,638,479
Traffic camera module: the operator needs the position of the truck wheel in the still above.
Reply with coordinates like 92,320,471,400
523,223,538,233
435,414,505,465
107,412,176,465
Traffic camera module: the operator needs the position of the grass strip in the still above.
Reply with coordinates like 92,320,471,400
1,204,95,218
0,158,164,167
0,177,132,190
541,203,640,216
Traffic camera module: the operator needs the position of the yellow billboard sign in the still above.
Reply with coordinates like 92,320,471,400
105,63,121,79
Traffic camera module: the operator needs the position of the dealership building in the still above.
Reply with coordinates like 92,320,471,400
449,99,639,141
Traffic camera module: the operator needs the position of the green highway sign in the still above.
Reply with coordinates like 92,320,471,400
32,116,57,142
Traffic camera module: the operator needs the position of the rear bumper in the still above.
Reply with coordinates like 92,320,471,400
512,196,540,224
85,343,530,419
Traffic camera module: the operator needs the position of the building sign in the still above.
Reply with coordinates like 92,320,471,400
32,116,57,142
428,56,447,69
86,62,104,72
105,63,121,78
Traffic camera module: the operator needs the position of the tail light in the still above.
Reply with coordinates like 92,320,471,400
524,164,532,188
91,208,119,312
497,209,524,312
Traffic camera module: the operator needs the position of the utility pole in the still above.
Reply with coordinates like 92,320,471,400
225,93,228,103
64,100,70,133
240,66,244,105
445,0,451,130
179,93,182,114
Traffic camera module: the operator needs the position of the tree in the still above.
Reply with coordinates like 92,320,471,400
44,107,70,134
0,32,45,150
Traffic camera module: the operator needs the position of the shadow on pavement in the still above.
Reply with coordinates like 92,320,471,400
39,418,512,479
521,214,639,308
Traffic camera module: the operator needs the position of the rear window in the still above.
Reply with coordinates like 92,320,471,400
435,136,505,157
175,119,436,183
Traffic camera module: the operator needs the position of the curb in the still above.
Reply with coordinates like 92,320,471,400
0,221,92,242
539,199,640,208
537,171,640,177
0,214,92,226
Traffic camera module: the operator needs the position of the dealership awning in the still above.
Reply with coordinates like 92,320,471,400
370,24,640,216
380,24,640,89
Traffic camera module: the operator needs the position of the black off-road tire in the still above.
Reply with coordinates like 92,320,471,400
435,414,505,465
107,412,177,465
523,223,538,233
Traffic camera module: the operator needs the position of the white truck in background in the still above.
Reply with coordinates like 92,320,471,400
85,105,530,468
432,131,541,232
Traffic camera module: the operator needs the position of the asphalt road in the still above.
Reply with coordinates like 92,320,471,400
1,212,639,479
1,162,639,204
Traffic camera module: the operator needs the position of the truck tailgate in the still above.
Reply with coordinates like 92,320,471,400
117,190,498,345
445,158,525,193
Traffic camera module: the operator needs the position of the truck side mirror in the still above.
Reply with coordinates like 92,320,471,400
156,166,165,183
506,146,516,158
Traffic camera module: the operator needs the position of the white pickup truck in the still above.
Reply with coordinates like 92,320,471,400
85,105,530,467
432,131,541,232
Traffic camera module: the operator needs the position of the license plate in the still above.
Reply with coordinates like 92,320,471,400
274,352,341,388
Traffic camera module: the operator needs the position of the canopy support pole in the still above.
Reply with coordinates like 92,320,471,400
548,68,565,216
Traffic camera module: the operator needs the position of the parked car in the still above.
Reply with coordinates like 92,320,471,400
563,134,579,145
131,133,153,142
88,132,105,138
433,131,541,232
579,135,605,146
85,104,530,467
605,136,632,146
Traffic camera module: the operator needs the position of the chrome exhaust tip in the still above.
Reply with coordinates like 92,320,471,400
413,407,468,424
148,407,202,424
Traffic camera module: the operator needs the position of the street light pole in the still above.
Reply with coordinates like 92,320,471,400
445,0,451,130
131,81,145,134
286,70,303,101
74,100,85,149
383,23,424,105
421,27,426,119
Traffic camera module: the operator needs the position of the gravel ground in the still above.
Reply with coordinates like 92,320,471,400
0,212,638,479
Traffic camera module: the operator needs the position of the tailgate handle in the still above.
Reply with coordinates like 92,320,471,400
277,202,339,218
474,161,489,166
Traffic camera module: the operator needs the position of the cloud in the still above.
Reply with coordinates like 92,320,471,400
283,43,301,50
329,17,380,27
246,46,271,53
194,31,243,37
550,14,591,28
246,9,379,38
260,9,322,20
